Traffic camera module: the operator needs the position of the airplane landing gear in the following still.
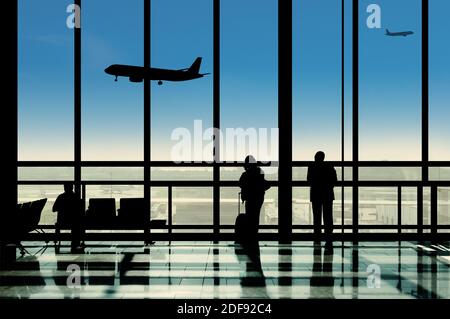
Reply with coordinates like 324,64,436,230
158,80,163,85
114,75,118,82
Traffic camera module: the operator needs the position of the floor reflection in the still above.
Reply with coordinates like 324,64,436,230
4,255,45,298
234,240,269,298
309,244,335,299
53,255,88,298
0,241,448,299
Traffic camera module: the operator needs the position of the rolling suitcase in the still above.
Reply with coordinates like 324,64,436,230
234,192,249,243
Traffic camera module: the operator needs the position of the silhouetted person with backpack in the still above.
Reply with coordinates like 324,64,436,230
239,155,271,239
307,151,337,246
53,183,83,252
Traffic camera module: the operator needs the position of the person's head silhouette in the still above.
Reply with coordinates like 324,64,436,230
244,155,257,171
64,182,74,193
314,151,325,162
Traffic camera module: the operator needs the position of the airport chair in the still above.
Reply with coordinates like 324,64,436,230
117,198,167,245
117,198,147,228
16,199,47,256
85,198,116,228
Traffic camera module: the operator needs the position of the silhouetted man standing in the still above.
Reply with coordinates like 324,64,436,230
239,155,271,238
307,151,337,246
53,183,83,252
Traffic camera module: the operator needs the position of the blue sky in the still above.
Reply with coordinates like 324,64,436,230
429,0,450,160
359,0,423,161
18,0,449,161
293,0,345,161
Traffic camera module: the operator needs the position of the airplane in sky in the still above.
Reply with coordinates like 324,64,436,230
385,29,414,37
104,57,209,85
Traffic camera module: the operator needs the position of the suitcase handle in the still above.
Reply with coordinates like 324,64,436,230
238,192,241,215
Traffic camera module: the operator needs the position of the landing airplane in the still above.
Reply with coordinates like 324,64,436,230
385,29,414,37
104,57,209,85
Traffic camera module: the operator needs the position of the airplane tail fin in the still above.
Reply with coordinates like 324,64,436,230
386,29,390,35
188,57,202,74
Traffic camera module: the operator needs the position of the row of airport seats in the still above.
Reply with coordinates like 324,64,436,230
15,199,47,234
8,199,48,255
58,198,166,230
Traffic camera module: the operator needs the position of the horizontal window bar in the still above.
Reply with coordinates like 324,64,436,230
34,225,450,230
17,161,450,167
17,181,450,187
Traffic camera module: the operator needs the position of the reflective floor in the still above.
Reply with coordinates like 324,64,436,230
0,241,449,299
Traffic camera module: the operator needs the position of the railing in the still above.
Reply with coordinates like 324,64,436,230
16,161,450,238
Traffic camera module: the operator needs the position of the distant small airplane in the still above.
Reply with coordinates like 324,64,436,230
104,57,209,85
385,29,414,37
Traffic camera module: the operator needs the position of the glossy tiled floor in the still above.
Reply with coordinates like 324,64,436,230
0,241,449,299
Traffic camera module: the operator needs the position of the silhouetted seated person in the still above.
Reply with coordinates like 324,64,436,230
53,183,83,252
307,151,337,246
239,155,271,240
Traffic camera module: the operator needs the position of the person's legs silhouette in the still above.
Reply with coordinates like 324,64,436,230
312,201,323,243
